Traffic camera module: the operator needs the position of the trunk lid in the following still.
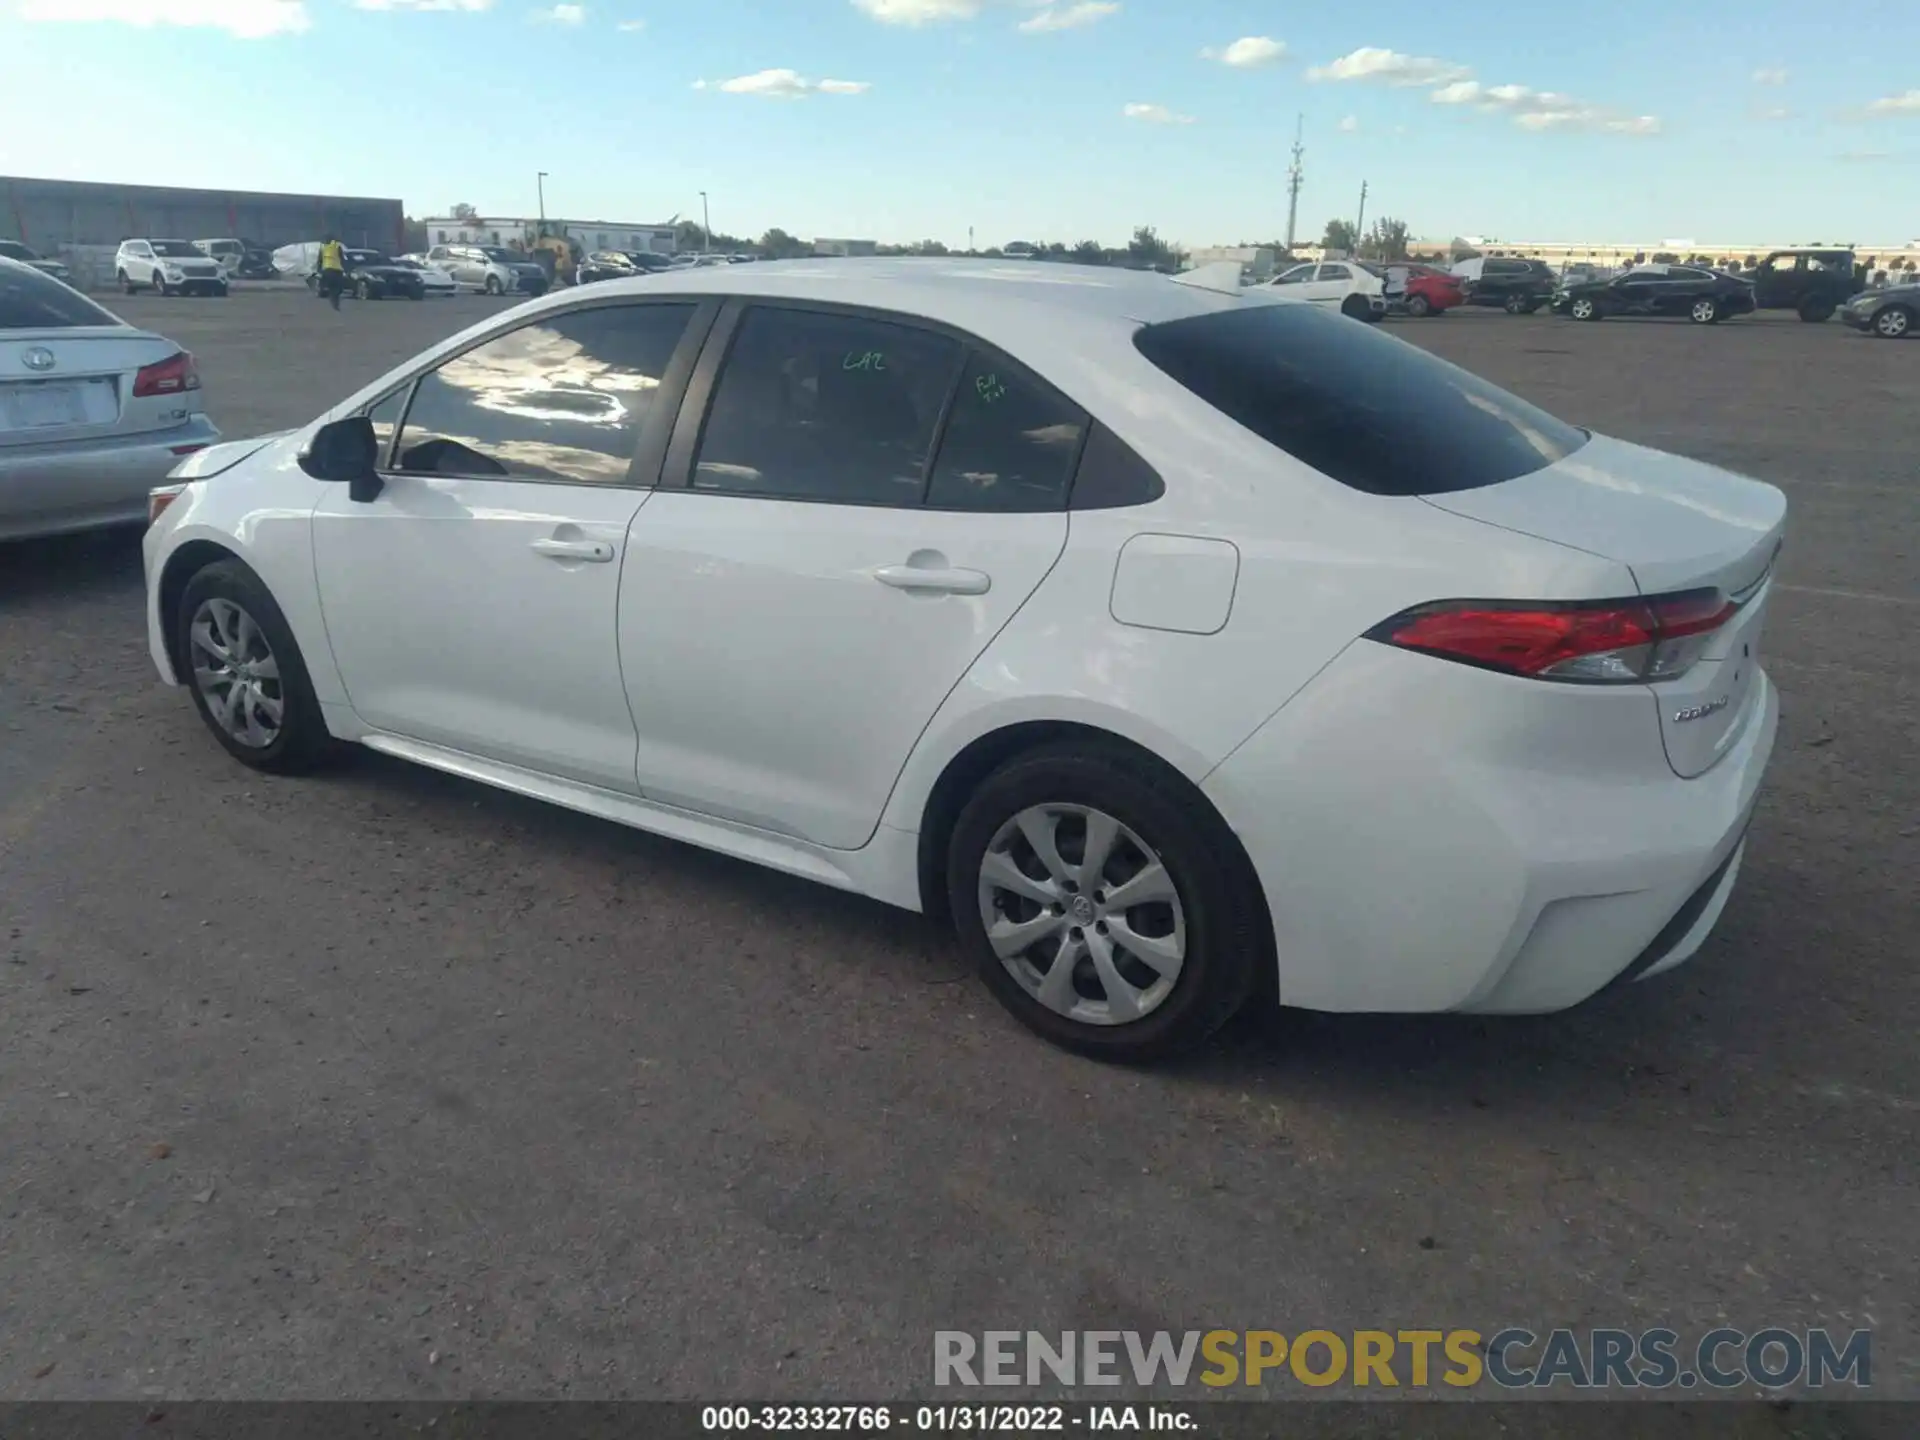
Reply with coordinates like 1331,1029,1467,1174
1421,433,1786,778
0,326,194,448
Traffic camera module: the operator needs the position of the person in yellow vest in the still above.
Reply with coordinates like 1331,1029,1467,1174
316,235,348,311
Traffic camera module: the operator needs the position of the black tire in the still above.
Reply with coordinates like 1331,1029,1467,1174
1873,304,1914,339
1797,300,1835,323
175,559,336,775
1503,294,1528,314
1405,293,1432,318
155,274,172,297
485,274,503,296
355,277,372,301
946,744,1264,1063
1568,297,1602,322
1690,296,1720,324
118,269,135,294
1339,293,1370,320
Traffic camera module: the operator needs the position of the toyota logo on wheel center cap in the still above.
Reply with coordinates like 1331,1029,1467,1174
22,346,56,372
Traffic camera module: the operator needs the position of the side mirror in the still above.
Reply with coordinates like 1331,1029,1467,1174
298,415,384,503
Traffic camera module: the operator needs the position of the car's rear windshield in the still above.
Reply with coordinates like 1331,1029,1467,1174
1133,302,1588,496
1,264,121,329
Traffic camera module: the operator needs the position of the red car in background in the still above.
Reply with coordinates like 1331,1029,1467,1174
1360,262,1465,317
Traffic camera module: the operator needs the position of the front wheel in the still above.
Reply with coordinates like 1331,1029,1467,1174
948,745,1263,1062
1690,297,1720,324
176,560,336,774
1569,297,1600,321
484,274,503,296
355,277,373,301
1405,293,1432,318
1874,304,1913,339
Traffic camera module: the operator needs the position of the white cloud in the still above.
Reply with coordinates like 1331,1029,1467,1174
1755,105,1792,121
1430,77,1659,134
1337,114,1358,132
706,68,871,98
1751,67,1788,85
353,0,491,10
1123,102,1194,125
1867,89,1920,114
615,16,644,28
1200,35,1285,67
850,0,978,22
18,0,310,35
1017,1,1116,32
1308,47,1469,87
533,2,583,20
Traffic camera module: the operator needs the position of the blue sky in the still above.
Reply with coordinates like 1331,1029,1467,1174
1,0,1916,248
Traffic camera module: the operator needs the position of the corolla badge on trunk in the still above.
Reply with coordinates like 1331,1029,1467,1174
22,346,56,371
1674,696,1731,724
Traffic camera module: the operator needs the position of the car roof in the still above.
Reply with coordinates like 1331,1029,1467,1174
569,257,1267,337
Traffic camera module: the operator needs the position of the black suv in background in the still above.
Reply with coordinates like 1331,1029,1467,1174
1450,256,1558,313
1748,249,1860,321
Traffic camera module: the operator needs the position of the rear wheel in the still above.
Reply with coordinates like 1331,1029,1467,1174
1690,296,1720,324
176,560,336,775
1798,299,1835,323
1405,293,1432,318
948,745,1263,1063
1873,304,1913,339
1339,293,1370,320
1503,293,1529,314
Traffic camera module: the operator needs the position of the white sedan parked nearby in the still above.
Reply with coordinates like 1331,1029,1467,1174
2,256,220,541
394,255,459,296
141,260,1783,1060
1265,259,1387,320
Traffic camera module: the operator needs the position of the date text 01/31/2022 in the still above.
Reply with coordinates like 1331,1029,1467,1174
701,1405,1193,1432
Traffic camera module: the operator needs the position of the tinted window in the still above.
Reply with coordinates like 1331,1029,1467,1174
925,352,1087,512
393,303,695,484
1486,259,1525,276
364,387,409,464
1133,303,1588,497
150,241,200,258
0,264,119,328
692,306,961,504
1670,267,1709,281
1317,264,1351,281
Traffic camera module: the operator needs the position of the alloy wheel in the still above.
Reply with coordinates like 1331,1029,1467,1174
1571,298,1595,320
188,597,285,750
976,803,1187,1027
1692,299,1717,323
1876,308,1910,338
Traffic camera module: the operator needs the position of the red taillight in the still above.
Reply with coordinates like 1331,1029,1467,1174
1368,590,1737,684
133,351,200,398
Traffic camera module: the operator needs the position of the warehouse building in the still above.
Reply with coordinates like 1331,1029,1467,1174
2,174,405,254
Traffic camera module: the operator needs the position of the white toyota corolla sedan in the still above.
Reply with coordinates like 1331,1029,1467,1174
142,259,1784,1061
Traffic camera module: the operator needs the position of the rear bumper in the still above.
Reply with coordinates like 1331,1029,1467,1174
1202,641,1778,1015
0,415,223,541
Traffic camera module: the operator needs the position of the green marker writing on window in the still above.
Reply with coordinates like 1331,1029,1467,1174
975,373,1007,404
842,350,887,372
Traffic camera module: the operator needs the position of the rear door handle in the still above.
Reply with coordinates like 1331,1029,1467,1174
872,564,991,596
532,537,615,564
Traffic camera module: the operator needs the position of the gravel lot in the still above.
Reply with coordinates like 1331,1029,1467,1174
2,288,1914,1420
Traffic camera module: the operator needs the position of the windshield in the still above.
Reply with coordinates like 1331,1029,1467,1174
1133,302,1588,496
1,263,121,329
150,241,201,258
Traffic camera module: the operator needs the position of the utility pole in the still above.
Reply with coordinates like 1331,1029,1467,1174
700,191,711,254
968,224,975,254
1354,180,1368,255
537,172,548,226
1283,114,1304,252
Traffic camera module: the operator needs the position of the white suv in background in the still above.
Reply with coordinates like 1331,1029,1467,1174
117,239,229,297
1266,260,1386,321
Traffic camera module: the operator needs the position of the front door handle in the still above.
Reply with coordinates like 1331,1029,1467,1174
532,537,615,564
872,563,991,596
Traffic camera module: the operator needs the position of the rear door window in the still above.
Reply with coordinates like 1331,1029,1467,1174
0,265,120,328
924,351,1087,512
1133,302,1588,496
